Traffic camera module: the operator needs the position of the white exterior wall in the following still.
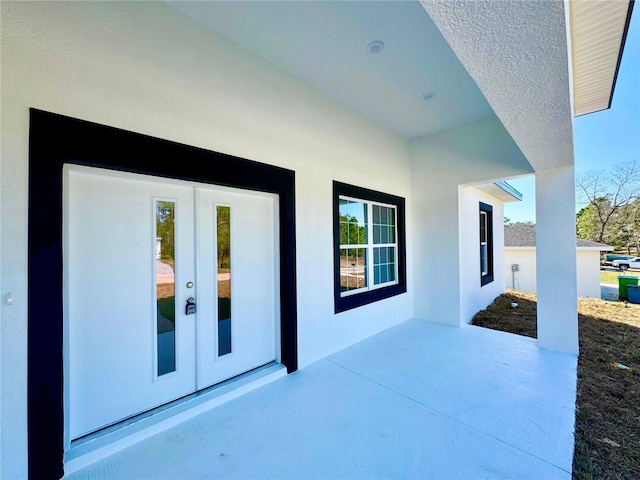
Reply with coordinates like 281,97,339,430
1,4,417,477
458,187,506,324
505,248,604,299
410,117,532,327
576,250,604,298
504,250,538,292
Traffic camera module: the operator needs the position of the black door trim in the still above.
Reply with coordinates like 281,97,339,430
28,109,298,479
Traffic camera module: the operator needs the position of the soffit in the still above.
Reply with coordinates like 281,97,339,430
570,0,634,116
166,1,494,139
473,182,523,204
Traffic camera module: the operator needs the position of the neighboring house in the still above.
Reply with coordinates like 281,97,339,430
1,1,633,478
504,225,613,298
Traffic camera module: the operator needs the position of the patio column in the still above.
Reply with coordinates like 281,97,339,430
535,165,579,354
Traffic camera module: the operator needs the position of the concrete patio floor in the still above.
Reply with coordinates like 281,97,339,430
65,319,577,479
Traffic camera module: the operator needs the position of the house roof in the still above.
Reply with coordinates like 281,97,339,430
504,225,613,250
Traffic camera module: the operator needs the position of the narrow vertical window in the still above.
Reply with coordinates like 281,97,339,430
480,202,494,285
156,200,176,376
217,206,232,356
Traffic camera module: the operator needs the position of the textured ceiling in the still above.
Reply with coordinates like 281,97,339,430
167,1,590,171
167,1,494,139
420,0,575,171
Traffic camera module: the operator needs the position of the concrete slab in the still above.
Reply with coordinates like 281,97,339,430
601,283,618,301
64,320,577,479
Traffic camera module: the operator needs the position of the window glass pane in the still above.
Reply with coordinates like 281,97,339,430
340,247,367,292
373,246,396,286
373,204,380,224
381,226,389,244
388,264,396,282
217,206,232,357
339,199,367,245
480,212,487,242
156,200,176,376
481,245,488,275
373,205,396,245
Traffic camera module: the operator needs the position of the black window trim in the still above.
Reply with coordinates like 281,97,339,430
333,181,406,313
480,201,494,286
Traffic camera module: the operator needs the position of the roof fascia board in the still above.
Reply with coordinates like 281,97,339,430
607,0,635,112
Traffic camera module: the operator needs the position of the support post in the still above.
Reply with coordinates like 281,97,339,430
535,166,579,354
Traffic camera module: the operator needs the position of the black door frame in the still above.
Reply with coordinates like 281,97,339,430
28,109,298,479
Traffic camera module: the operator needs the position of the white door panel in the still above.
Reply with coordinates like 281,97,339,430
196,188,277,389
68,170,196,438
66,167,278,439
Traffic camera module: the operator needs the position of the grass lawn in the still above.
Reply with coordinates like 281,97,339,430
471,290,640,480
600,269,640,285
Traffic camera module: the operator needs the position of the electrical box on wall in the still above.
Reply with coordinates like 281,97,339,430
511,264,519,272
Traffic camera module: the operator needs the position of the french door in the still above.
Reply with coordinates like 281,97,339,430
66,166,278,439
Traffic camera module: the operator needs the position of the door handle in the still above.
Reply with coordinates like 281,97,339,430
185,296,196,315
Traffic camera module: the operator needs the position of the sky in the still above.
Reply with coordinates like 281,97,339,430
504,9,640,223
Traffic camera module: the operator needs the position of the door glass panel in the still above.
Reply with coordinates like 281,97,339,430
156,200,176,376
217,206,232,356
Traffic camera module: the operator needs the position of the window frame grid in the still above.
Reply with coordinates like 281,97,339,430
333,181,406,313
338,194,398,297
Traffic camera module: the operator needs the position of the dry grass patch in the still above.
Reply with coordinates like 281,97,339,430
471,290,640,480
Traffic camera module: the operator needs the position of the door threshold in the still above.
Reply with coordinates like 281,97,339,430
63,362,287,476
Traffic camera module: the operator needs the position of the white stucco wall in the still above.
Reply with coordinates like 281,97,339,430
1,3,417,477
458,187,506,324
505,248,603,299
576,250,604,298
504,249,538,293
410,116,532,327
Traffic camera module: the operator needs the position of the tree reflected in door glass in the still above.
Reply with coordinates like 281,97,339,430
217,206,232,356
156,200,176,376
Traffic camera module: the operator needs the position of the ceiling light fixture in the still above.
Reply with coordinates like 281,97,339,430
421,92,436,101
367,40,385,54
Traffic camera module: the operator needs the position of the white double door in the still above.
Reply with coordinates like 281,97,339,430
66,167,278,439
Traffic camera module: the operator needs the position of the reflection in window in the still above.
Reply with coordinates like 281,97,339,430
217,206,232,356
339,199,368,293
156,200,176,376
340,247,367,293
333,182,406,313
338,196,397,295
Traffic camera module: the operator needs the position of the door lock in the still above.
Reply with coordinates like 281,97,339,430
185,296,196,315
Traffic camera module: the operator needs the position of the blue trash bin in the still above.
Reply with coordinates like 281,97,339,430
627,284,640,304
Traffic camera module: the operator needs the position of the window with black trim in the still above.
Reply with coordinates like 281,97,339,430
334,181,406,313
480,202,494,286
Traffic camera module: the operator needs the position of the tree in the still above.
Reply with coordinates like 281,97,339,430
576,198,612,242
505,219,535,228
576,160,640,244
611,199,640,252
